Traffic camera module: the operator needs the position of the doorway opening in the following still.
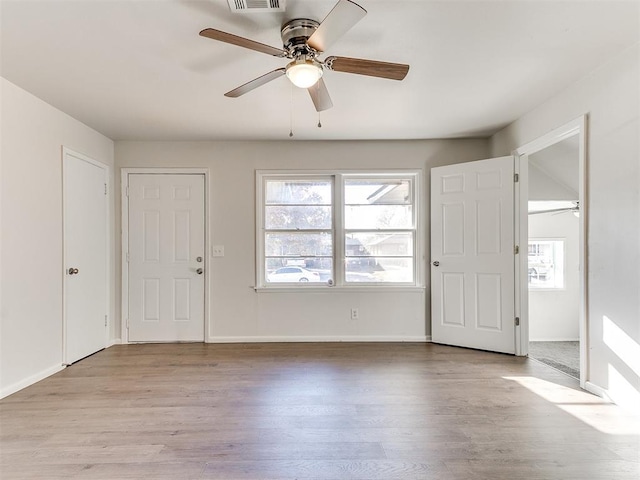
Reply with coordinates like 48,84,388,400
515,116,587,386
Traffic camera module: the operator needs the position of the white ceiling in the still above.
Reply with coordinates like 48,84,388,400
1,0,638,141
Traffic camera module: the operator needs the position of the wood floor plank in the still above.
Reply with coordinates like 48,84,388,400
1,342,638,479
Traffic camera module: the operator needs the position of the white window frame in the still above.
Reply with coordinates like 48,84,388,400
256,169,424,291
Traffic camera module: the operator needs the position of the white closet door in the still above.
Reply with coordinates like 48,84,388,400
63,149,108,364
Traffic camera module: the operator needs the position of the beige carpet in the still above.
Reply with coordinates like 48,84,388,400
529,341,579,378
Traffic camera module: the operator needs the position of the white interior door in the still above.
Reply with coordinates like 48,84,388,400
63,149,108,364
431,156,516,354
127,174,205,342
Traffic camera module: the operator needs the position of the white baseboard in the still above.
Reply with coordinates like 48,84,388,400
108,338,122,347
207,335,430,343
529,338,580,342
0,364,65,399
584,381,612,401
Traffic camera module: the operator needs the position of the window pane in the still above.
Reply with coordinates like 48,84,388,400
528,240,564,289
265,259,332,283
345,233,413,257
346,257,413,283
265,205,332,229
345,179,411,205
266,232,333,257
266,180,332,205
345,205,413,229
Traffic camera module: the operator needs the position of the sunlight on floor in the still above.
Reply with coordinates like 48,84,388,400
503,376,640,436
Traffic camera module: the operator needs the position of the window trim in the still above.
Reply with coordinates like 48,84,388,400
256,169,424,290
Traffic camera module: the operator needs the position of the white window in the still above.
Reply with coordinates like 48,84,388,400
528,239,565,289
263,177,333,284
257,171,421,288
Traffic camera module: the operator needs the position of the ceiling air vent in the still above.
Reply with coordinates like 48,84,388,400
227,0,286,13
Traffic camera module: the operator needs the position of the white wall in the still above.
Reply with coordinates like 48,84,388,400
528,164,577,201
115,139,489,342
528,212,580,341
491,45,640,411
0,78,115,398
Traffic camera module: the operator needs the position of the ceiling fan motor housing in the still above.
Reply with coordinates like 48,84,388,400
281,18,320,54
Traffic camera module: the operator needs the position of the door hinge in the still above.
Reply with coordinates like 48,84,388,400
104,183,107,195
514,173,519,183
515,317,520,326
126,252,130,262
125,186,129,197
514,245,519,254
126,318,129,330
104,315,108,327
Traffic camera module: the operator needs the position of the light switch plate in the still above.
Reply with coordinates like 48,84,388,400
212,245,225,257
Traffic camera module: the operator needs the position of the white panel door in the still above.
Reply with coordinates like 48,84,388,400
128,174,205,342
431,156,515,354
63,149,108,364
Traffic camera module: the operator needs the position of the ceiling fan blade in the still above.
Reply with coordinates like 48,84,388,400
200,28,287,57
325,56,409,81
307,78,333,112
224,68,286,98
306,0,367,53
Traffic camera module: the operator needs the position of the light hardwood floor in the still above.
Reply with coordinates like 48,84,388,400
1,343,639,479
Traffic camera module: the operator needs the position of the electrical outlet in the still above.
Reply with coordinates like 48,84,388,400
212,245,225,257
350,308,359,320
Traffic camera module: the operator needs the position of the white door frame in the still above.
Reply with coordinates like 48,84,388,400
62,147,111,363
121,168,210,344
513,115,588,388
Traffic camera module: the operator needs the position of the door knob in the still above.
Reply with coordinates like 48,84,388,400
196,268,203,275
432,261,440,267
68,267,79,275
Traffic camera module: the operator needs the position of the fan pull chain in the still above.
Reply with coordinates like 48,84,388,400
317,112,322,128
289,83,294,138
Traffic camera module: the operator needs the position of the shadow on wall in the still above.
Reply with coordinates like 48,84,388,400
602,315,640,412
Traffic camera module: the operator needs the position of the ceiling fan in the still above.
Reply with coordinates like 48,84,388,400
199,0,410,112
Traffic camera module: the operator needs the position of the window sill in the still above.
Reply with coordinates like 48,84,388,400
254,285,426,293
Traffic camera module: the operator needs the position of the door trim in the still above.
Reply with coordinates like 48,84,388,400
62,147,111,364
513,115,588,388
120,168,210,344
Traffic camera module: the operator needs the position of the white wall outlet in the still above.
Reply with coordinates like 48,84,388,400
212,245,225,257
350,308,359,320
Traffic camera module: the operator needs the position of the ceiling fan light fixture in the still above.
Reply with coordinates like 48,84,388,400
286,58,323,88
